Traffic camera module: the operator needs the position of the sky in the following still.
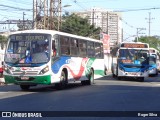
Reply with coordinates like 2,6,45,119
0,0,160,41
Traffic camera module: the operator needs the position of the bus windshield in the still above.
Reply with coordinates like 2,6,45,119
5,33,51,64
119,49,148,64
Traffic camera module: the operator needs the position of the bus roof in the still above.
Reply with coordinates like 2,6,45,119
149,48,157,51
149,48,159,54
9,29,102,43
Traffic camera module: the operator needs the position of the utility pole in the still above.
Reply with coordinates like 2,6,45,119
33,0,50,29
50,0,62,30
106,12,108,34
33,0,61,30
92,8,95,25
33,0,36,29
23,12,26,30
145,12,154,36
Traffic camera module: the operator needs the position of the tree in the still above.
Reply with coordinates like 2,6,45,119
135,36,160,51
0,35,7,41
0,35,7,49
61,13,101,39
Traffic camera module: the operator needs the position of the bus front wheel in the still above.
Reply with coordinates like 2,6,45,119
20,85,30,91
55,71,67,90
138,77,144,82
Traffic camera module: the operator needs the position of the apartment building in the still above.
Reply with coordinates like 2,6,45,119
74,8,122,48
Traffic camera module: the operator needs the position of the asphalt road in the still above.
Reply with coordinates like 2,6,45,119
0,74,160,120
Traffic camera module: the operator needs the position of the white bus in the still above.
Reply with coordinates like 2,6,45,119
111,42,150,82
149,48,159,76
157,51,160,72
0,49,5,76
3,29,105,90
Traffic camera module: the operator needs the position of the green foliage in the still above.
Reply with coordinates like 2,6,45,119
61,14,101,39
135,36,160,51
0,35,7,42
0,35,7,49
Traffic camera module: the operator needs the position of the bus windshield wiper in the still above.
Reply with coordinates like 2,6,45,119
13,56,27,65
13,55,31,65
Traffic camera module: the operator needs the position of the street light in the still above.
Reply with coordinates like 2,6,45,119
63,5,72,8
59,4,72,31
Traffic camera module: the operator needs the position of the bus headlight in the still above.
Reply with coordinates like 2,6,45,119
3,65,11,74
144,70,148,73
119,67,125,72
39,65,49,74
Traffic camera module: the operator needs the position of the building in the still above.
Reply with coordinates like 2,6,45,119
74,8,122,48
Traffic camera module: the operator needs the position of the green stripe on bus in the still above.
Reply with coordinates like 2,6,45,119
85,58,96,78
94,70,105,76
4,75,51,85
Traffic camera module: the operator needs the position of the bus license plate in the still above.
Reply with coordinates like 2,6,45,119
129,73,137,75
21,76,29,80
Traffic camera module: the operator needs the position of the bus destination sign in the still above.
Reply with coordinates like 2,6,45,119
121,43,148,48
10,34,48,41
15,35,45,41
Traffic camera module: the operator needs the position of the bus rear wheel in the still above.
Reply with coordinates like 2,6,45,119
81,80,87,85
112,73,116,78
20,85,30,91
87,69,94,85
55,71,67,90
117,76,121,80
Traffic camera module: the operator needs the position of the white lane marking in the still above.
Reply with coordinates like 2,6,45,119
0,91,35,100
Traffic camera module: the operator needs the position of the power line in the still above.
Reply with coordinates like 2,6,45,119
0,4,32,11
5,0,32,5
71,0,88,11
120,17,135,29
114,7,160,12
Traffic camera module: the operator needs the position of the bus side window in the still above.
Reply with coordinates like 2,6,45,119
70,38,78,56
60,36,70,55
87,41,95,57
79,40,87,57
95,43,101,58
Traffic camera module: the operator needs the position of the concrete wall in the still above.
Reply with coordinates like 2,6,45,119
104,54,112,73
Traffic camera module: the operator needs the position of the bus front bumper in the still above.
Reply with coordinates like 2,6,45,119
118,69,148,77
4,75,51,85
